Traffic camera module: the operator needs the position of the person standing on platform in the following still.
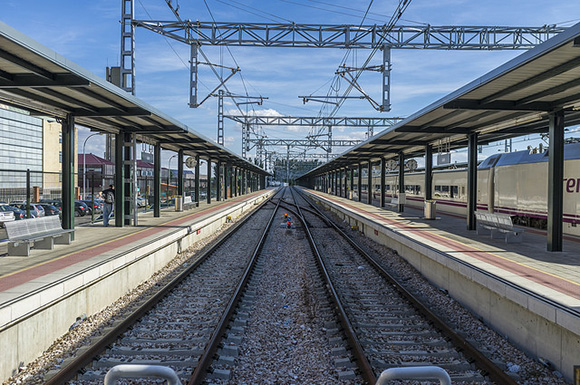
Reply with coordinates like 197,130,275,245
102,184,115,227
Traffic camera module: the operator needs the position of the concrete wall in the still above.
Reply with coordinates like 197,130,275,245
306,191,580,383
0,190,273,382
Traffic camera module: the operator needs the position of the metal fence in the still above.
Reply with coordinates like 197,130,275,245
0,169,208,205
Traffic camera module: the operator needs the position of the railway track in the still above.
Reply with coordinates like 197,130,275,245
289,187,519,384
32,186,562,385
44,190,282,384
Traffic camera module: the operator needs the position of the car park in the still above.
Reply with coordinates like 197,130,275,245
12,203,45,218
38,200,90,217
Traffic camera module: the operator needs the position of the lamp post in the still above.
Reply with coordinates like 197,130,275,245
167,154,177,201
82,132,102,200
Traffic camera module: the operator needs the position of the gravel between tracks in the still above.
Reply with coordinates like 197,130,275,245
220,211,363,385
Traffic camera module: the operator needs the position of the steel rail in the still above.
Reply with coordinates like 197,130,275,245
44,191,281,385
287,188,377,385
293,187,519,385
187,189,284,385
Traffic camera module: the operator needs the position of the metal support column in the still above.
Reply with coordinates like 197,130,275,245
189,43,199,107
206,159,211,204
216,160,222,201
120,0,135,94
548,110,564,251
260,174,266,190
467,133,478,231
114,132,125,227
177,149,184,197
350,167,354,199
194,155,200,207
380,157,386,208
398,152,405,212
61,114,75,232
123,132,133,226
357,164,362,202
343,168,347,197
131,134,138,226
367,161,373,205
217,90,224,145
154,144,161,217
242,169,246,194
223,163,229,199
425,145,433,201
234,167,238,196
382,45,391,112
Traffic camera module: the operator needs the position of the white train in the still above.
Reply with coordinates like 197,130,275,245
367,142,580,237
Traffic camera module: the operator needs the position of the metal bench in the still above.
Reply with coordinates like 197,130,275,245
475,211,525,243
5,216,75,256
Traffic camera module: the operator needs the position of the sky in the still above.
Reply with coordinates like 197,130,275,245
2,0,580,169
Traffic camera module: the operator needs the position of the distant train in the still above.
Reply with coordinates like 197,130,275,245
362,142,580,237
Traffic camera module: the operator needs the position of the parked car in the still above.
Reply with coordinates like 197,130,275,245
0,205,15,226
81,199,103,214
74,201,89,216
39,204,60,217
136,197,148,208
38,200,89,217
12,203,45,218
161,198,175,207
0,204,25,220
39,199,62,211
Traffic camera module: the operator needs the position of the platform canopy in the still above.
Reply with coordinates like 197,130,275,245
0,21,268,175
300,21,580,175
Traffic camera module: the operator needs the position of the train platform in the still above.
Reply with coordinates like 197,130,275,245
301,188,580,382
0,189,274,382
0,190,272,307
304,189,580,307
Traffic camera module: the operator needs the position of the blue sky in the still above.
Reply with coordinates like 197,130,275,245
2,0,580,167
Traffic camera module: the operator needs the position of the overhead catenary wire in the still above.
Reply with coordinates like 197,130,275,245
137,0,211,93
214,0,294,23
326,0,412,117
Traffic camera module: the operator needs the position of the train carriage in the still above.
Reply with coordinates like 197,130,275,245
369,142,580,236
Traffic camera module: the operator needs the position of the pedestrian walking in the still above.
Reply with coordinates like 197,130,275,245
102,184,115,227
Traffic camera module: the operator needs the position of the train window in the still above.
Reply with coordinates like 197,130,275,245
405,185,421,195
451,185,458,198
434,185,450,197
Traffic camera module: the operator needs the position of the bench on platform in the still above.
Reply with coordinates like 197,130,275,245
385,198,399,208
474,211,525,243
5,216,75,256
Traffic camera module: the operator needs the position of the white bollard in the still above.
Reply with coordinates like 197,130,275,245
375,366,452,385
104,364,183,385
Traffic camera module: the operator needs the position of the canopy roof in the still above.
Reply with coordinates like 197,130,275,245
0,21,268,175
300,22,580,176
